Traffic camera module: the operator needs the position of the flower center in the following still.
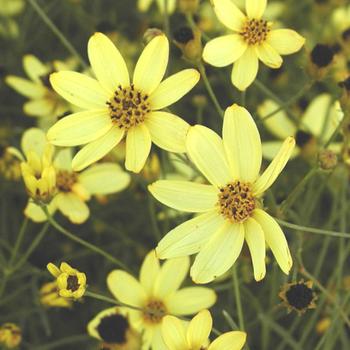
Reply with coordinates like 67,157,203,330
56,170,78,192
285,283,314,310
241,19,270,45
97,313,129,344
143,300,167,324
218,181,255,223
107,84,151,131
66,275,79,292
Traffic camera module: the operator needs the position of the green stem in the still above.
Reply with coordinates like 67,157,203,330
32,335,91,350
232,267,245,330
9,217,29,266
163,0,170,37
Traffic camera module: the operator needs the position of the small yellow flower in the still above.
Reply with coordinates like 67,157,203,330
162,310,246,350
0,323,21,349
0,145,21,181
47,262,87,299
39,281,73,308
149,104,295,283
107,250,216,350
203,0,305,90
88,307,141,350
47,32,200,172
137,0,177,14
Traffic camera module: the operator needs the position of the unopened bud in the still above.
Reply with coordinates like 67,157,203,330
173,26,202,62
143,28,164,44
318,149,338,170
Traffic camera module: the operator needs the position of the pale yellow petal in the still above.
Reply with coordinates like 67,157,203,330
107,270,147,307
156,211,226,259
187,310,212,348
191,223,245,284
203,35,247,67
5,76,46,98
267,29,305,55
50,71,109,109
231,47,259,91
47,110,112,147
151,326,168,350
162,316,188,350
140,250,160,295
138,0,153,12
88,32,130,93
186,125,231,187
23,98,55,117
145,112,189,153
24,201,56,222
253,209,292,274
156,0,177,13
72,127,124,171
244,218,266,281
212,0,246,31
149,69,200,110
54,148,73,170
246,0,267,19
23,54,48,82
255,43,282,68
125,123,152,173
21,127,47,158
55,192,90,224
223,104,262,182
253,136,295,195
133,35,169,95
148,180,218,212
208,331,247,350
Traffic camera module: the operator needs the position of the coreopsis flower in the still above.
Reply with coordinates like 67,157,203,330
149,104,295,283
39,281,73,308
257,94,343,160
47,32,199,173
47,262,86,299
107,250,216,350
88,307,141,350
0,323,21,349
137,0,176,14
203,0,305,90
162,310,246,350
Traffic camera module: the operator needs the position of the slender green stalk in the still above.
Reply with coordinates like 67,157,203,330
232,267,245,330
9,217,29,266
32,335,91,350
163,0,170,37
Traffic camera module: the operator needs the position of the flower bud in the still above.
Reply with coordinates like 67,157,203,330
318,149,338,170
173,26,202,63
143,28,164,45
0,323,21,349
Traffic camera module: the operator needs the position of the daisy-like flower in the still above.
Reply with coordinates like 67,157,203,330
162,310,246,350
107,250,216,350
47,262,87,299
88,307,141,350
0,323,21,349
202,0,305,90
39,281,73,308
47,32,199,173
138,0,176,14
257,94,343,160
149,104,295,283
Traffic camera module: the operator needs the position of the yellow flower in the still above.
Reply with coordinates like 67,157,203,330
47,262,87,299
0,145,21,181
257,94,344,160
39,281,73,308
47,32,199,172
0,323,21,349
0,0,24,39
203,0,305,90
162,310,246,350
88,307,141,350
137,0,177,14
149,104,295,283
0,0,24,16
107,250,216,350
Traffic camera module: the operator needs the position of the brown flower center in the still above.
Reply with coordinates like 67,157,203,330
67,275,80,292
218,181,255,223
107,84,151,130
56,170,78,192
241,19,270,45
143,300,167,323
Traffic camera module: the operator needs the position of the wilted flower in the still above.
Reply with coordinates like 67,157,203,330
0,323,21,349
40,281,73,308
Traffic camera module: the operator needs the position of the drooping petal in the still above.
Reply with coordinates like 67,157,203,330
268,29,305,55
156,211,226,259
256,42,283,69
139,250,160,295
50,71,110,109
246,0,267,19
253,209,292,274
54,148,73,170
88,32,129,93
203,35,247,67
23,98,55,117
161,316,188,350
107,270,147,307
186,125,231,187
133,35,169,95
151,326,168,350
244,218,266,281
24,200,56,222
190,222,245,284
55,192,90,224
125,123,152,173
23,54,48,83
149,69,200,110
223,104,262,182
72,127,124,171
212,0,246,32
47,109,112,146
231,47,259,91
187,310,212,349
253,136,295,195
166,287,217,315
21,127,47,158
148,180,218,212
5,76,46,98
145,112,189,153
208,331,247,350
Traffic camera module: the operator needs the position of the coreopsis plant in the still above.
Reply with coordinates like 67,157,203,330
203,0,305,90
149,104,295,283
107,250,216,350
47,32,199,172
162,310,246,350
